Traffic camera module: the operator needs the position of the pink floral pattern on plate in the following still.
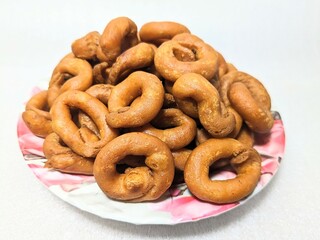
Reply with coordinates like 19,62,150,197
17,115,44,158
17,90,285,225
150,112,285,223
152,171,240,223
28,163,95,192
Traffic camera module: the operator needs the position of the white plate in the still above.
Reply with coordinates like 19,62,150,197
18,88,285,225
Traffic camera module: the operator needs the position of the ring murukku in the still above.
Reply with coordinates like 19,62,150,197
107,71,164,128
50,90,118,158
154,33,219,82
184,138,261,203
48,57,93,107
93,132,174,202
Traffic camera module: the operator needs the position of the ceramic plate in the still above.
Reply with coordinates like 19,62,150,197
18,88,285,225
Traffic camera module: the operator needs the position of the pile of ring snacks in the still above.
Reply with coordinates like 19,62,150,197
22,17,274,204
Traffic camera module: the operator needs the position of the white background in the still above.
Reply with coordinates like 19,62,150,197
1,0,320,239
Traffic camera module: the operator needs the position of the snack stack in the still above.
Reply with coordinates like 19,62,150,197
22,17,274,204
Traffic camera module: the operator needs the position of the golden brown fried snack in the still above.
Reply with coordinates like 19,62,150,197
226,63,238,73
107,42,155,85
43,133,94,175
154,33,219,82
184,138,261,204
220,71,274,133
22,90,52,138
20,17,277,205
216,51,228,80
236,124,254,147
209,51,228,89
71,31,106,61
172,73,235,137
85,83,113,104
92,62,109,84
100,17,139,65
50,90,118,158
78,84,114,136
107,71,164,128
195,108,242,141
172,148,192,171
47,57,93,107
139,21,190,46
226,107,243,138
172,146,230,171
94,132,175,202
131,108,197,150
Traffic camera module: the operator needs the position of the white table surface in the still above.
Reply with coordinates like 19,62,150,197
1,0,319,239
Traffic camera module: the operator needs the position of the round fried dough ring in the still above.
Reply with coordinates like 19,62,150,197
220,71,274,133
184,138,261,204
139,21,190,46
50,90,118,158
107,42,155,85
107,71,164,128
172,73,235,137
22,90,52,138
43,133,94,175
154,33,219,82
94,132,174,202
100,17,139,65
48,57,93,107
132,108,197,150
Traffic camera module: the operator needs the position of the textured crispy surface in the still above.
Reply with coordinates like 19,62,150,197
154,33,219,82
50,90,118,157
131,108,197,150
94,132,174,202
43,133,94,175
139,21,190,46
184,138,261,204
107,71,164,128
48,57,93,107
20,16,275,205
172,73,236,137
220,71,274,133
22,90,52,137
107,43,155,85
100,17,139,65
